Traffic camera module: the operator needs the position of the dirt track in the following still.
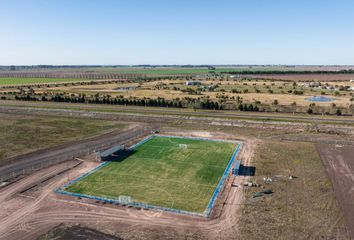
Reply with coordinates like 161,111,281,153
2,100,354,124
317,144,354,239
0,131,252,240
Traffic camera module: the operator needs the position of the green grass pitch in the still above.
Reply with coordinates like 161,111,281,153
65,136,237,213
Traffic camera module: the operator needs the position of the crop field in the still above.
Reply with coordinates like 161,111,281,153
65,136,237,214
92,67,287,75
252,73,354,81
0,67,290,77
0,78,95,85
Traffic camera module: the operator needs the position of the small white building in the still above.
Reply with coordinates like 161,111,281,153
350,80,354,82
186,81,201,86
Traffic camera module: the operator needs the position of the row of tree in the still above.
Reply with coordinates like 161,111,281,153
7,92,352,115
222,69,354,75
11,93,261,112
0,73,143,79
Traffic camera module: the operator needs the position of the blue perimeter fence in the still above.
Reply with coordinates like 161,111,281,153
55,134,242,218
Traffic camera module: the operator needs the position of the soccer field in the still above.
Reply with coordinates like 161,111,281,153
64,136,238,214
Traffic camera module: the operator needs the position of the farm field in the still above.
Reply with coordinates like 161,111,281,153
65,136,237,213
2,66,353,76
0,113,123,162
252,73,354,81
0,78,97,85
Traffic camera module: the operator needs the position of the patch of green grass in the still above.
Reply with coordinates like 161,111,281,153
65,136,237,213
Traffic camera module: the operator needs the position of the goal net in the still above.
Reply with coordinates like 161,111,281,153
118,195,132,204
179,144,188,149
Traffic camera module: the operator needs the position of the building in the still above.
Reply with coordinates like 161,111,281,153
99,145,125,161
186,81,201,86
232,160,242,175
350,80,354,82
115,86,137,91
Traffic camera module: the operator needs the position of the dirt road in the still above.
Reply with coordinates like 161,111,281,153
2,100,354,124
317,144,354,238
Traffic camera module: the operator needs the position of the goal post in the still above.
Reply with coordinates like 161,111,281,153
118,195,132,204
179,144,188,149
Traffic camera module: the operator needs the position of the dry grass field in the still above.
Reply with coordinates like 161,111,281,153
38,78,353,108
252,74,354,81
1,69,354,115
0,113,124,162
238,141,349,239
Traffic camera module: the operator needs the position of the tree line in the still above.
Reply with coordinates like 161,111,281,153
0,73,144,79
221,69,354,75
9,92,260,112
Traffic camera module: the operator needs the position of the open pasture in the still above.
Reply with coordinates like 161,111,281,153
42,79,352,107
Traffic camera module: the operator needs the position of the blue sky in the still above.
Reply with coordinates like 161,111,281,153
0,0,354,65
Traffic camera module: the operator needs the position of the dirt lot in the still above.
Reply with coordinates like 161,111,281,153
238,141,350,239
317,144,354,238
38,225,123,240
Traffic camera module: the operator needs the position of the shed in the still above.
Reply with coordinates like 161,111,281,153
232,160,242,175
186,81,201,86
100,145,125,161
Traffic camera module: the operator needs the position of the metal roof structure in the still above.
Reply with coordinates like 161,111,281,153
100,145,124,158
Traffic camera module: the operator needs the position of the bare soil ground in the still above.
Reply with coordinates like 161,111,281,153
38,225,122,240
317,144,354,239
0,130,251,240
237,141,350,240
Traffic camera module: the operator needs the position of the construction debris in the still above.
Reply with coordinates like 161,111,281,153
253,189,273,198
244,181,261,187
263,177,273,184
